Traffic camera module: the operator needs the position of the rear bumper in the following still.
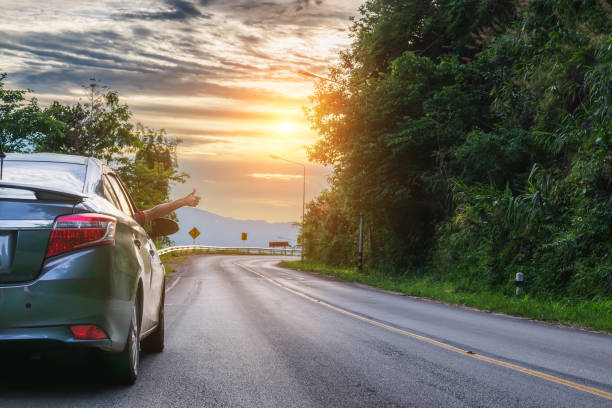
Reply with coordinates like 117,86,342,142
0,326,111,351
0,247,135,353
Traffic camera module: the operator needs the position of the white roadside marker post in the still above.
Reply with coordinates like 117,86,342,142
516,272,524,296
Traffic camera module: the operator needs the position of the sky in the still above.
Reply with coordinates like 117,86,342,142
0,0,363,222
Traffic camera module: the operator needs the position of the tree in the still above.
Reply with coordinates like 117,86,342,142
0,73,63,152
36,79,137,162
304,0,612,298
114,126,188,247
115,125,187,212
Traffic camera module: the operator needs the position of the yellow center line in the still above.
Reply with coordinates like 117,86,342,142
235,262,612,401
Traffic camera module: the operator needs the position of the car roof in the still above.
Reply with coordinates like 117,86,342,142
5,153,90,165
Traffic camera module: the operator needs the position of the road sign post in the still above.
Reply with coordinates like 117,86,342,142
189,227,200,246
269,242,289,247
270,241,290,255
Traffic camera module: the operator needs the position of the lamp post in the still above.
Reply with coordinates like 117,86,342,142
270,154,305,262
298,70,366,273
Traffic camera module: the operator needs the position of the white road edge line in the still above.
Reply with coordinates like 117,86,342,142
165,276,181,293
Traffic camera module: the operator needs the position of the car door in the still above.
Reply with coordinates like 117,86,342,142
146,236,165,308
114,175,164,328
104,173,155,333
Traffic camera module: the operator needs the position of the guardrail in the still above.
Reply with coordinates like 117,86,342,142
158,245,302,256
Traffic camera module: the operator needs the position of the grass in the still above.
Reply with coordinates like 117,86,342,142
278,260,612,333
160,251,194,276
164,264,177,275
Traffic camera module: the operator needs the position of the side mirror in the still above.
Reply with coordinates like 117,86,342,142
150,218,179,238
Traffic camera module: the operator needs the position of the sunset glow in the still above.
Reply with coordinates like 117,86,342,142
1,0,363,221
275,121,299,134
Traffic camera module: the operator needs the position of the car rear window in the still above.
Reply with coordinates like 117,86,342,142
2,161,87,192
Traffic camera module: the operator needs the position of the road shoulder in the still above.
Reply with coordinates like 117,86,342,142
277,260,612,335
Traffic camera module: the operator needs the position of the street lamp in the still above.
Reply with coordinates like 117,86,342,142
298,70,366,273
270,154,305,262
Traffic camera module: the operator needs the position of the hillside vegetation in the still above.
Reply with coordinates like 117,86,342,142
303,0,612,304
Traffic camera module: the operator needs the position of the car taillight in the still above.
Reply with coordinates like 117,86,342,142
46,213,116,259
70,325,108,340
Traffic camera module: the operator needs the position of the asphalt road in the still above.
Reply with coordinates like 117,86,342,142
1,254,611,407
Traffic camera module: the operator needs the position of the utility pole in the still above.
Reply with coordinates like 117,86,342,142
358,216,363,272
0,141,6,180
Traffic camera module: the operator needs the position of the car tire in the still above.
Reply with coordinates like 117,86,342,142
142,281,165,353
110,303,140,385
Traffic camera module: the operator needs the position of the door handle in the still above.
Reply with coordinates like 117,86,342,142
134,239,142,249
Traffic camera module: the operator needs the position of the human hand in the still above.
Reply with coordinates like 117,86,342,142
182,189,201,207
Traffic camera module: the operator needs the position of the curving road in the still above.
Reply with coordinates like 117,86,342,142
1,254,611,407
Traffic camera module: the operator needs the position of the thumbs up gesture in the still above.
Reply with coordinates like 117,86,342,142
183,189,201,207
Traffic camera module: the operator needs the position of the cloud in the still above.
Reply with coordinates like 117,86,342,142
117,0,211,21
296,0,324,12
230,2,280,11
159,128,269,138
241,199,295,208
236,34,265,46
250,173,303,180
132,27,154,37
1,0,359,100
131,103,304,121
0,0,354,222
0,24,323,103
175,136,232,146
174,153,330,221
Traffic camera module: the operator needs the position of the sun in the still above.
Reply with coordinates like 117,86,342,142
276,121,297,134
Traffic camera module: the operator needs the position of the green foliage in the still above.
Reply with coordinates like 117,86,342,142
0,73,64,151
303,190,357,266
35,80,137,162
115,125,187,212
304,0,612,300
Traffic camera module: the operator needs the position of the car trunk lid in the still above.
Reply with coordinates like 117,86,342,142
0,185,82,284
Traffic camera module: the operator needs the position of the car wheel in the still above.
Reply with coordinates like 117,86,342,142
110,303,140,385
142,282,165,353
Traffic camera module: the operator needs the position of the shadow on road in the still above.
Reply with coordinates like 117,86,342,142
0,348,154,396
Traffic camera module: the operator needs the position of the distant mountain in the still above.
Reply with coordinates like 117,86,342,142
168,207,298,247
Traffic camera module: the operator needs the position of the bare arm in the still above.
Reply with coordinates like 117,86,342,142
141,189,201,224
